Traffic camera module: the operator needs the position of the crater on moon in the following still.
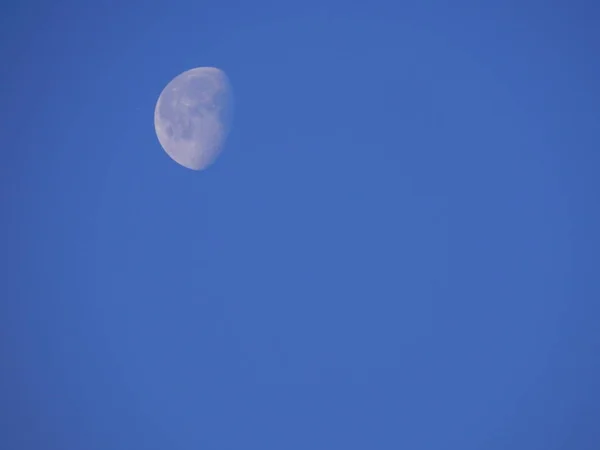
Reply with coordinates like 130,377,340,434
154,67,233,170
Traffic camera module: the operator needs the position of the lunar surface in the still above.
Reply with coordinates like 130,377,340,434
154,67,233,170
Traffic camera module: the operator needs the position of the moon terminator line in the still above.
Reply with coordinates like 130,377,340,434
154,67,233,170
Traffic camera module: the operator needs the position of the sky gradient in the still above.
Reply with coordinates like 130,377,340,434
2,1,599,449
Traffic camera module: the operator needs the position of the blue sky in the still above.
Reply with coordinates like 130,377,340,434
2,1,599,449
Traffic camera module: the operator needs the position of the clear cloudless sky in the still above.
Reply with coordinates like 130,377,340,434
2,1,599,449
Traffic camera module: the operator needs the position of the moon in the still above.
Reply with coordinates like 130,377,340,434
154,67,233,170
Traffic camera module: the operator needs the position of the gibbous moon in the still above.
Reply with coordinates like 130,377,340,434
154,67,233,170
